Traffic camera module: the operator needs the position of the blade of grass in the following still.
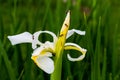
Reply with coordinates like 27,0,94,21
112,24,118,79
101,48,107,80
0,40,16,80
95,16,101,80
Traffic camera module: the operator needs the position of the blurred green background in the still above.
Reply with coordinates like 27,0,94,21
0,0,120,80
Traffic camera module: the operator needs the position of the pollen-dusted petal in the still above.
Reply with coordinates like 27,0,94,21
34,56,54,74
64,43,87,61
66,29,86,39
8,32,32,45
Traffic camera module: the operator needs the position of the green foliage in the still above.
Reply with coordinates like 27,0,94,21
0,0,120,80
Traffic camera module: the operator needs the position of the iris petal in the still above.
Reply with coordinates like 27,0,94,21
34,31,57,43
8,32,32,45
31,46,54,74
32,46,45,56
32,31,43,49
67,53,85,62
66,29,86,39
35,56,54,74
32,31,57,49
32,41,54,56
64,43,87,61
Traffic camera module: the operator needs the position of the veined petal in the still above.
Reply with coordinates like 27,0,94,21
32,55,54,74
66,29,86,39
64,43,87,61
8,32,32,45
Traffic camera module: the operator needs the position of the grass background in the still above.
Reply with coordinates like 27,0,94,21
0,0,120,80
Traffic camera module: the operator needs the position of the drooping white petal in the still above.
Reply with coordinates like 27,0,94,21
31,46,54,74
8,32,32,45
66,29,86,39
64,43,87,61
35,56,54,74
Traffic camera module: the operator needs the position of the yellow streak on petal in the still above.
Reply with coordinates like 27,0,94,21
64,46,86,55
64,43,87,61
56,11,70,51
55,11,70,56
60,10,70,37
51,11,70,79
31,56,38,65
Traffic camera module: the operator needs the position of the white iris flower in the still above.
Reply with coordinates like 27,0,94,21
8,11,87,74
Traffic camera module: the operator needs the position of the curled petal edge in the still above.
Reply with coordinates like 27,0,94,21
64,43,87,61
32,31,57,49
34,31,57,43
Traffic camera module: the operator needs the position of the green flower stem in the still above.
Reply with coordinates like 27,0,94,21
50,36,65,80
51,11,70,80
50,30,67,80
50,50,63,80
